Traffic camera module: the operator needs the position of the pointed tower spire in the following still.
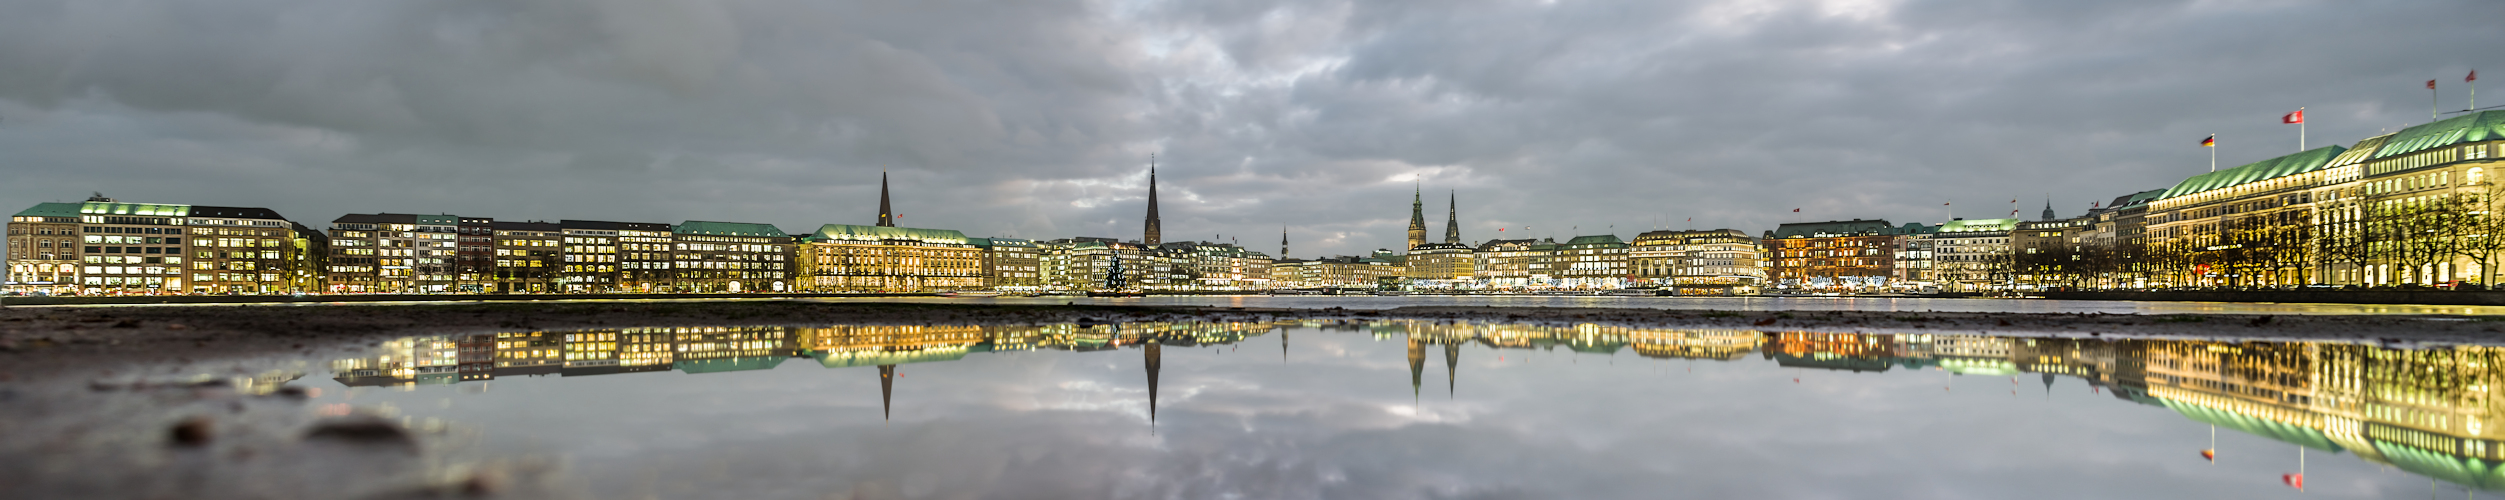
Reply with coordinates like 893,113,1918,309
1280,225,1289,258
1443,341,1459,398
1444,191,1460,245
878,364,895,420
2041,198,2056,221
1144,342,1162,424
877,171,896,227
1144,155,1162,246
1406,185,1427,249
1407,336,1425,399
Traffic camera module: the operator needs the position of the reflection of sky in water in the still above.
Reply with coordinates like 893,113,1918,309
320,322,2505,499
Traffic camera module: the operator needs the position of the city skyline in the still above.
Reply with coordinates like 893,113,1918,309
0,1,2498,257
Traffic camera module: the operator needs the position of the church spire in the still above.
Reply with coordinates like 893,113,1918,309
2041,198,2055,221
1444,191,1460,245
878,364,895,420
1145,341,1162,425
1144,155,1162,246
1406,185,1427,250
877,171,895,227
1281,225,1289,258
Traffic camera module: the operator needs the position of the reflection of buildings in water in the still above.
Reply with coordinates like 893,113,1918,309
1772,333,2505,490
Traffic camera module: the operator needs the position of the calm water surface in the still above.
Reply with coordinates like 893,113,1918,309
308,321,2505,499
822,295,2505,316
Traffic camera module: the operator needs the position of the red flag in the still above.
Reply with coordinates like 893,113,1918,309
2201,135,2215,147
2429,79,2438,90
1942,202,1951,206
2283,110,2303,124
2471,70,2479,82
1792,208,1800,212
2282,473,2303,489
2200,449,2214,461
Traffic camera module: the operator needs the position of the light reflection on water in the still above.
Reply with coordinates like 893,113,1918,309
321,322,2505,499
810,295,2505,316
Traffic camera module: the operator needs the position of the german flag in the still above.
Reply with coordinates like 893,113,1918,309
2201,135,2215,147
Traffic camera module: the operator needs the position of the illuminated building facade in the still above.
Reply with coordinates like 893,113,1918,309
616,222,677,292
489,221,560,293
1632,229,1764,295
669,221,793,293
5,202,83,294
797,224,982,292
329,213,459,293
1555,235,1630,288
1931,218,2017,291
557,220,626,293
1763,219,1910,292
970,237,1041,290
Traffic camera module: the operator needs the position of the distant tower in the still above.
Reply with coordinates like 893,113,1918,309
2041,199,2055,221
877,171,896,227
1144,155,1162,246
1406,186,1427,250
1145,341,1162,424
1281,226,1289,258
877,364,895,420
1443,191,1460,245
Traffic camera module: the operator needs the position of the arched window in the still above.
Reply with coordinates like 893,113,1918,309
2472,167,2487,185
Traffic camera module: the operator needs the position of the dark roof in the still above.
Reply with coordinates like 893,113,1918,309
332,213,420,224
1768,219,1895,238
492,221,561,231
1563,235,1625,246
188,205,288,220
674,221,789,238
559,220,621,230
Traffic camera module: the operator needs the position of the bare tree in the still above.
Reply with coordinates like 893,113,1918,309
2454,177,2505,287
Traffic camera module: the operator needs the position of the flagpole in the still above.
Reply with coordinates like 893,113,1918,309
2210,134,2217,172
2299,107,2305,151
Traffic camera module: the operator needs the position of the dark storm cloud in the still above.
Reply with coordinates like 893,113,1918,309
0,0,2497,255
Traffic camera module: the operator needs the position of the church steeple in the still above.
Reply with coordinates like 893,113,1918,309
1406,186,1427,250
878,364,895,420
1145,341,1162,424
2041,198,2055,221
1443,191,1460,245
877,171,895,227
1281,226,1289,258
1144,155,1162,246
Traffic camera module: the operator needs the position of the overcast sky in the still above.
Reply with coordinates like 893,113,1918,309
2,0,2499,257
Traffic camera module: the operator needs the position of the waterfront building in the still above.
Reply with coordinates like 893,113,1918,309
1891,231,1937,291
970,237,1042,291
616,222,677,292
2011,216,2094,290
556,220,626,293
2078,189,2166,289
1404,243,1476,284
1931,218,2019,291
2144,146,2345,288
670,221,793,293
1763,220,1904,292
186,205,324,294
1299,255,1401,288
1473,238,1554,289
1168,241,1272,290
1631,229,1764,295
454,217,495,293
489,221,561,293
1556,235,1631,288
327,213,458,293
796,224,981,292
1269,258,1309,287
2330,111,2505,286
5,201,84,294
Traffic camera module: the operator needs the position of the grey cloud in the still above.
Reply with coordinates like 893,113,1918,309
0,0,2499,255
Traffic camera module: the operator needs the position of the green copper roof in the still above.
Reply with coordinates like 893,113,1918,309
1937,218,2017,233
808,346,977,368
1564,235,1626,246
78,201,189,217
2156,145,2346,200
2373,441,2505,490
805,224,969,245
2160,399,2343,453
674,356,788,374
13,202,83,218
675,220,789,238
2326,133,2392,168
2374,110,2505,160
